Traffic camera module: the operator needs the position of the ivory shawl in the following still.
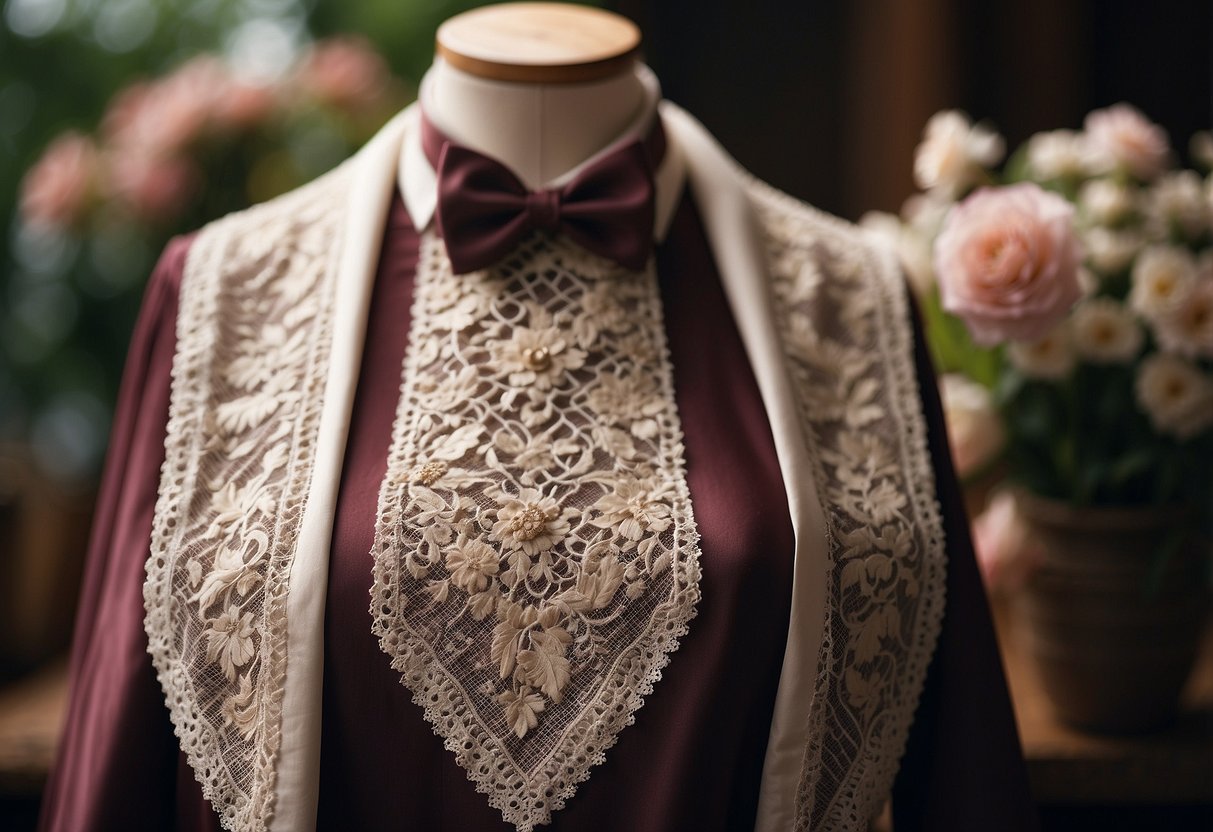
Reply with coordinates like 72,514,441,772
143,102,947,832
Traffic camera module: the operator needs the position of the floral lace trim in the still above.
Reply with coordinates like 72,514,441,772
749,180,948,830
144,170,346,832
370,230,702,832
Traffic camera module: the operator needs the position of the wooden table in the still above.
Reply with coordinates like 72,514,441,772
995,601,1213,807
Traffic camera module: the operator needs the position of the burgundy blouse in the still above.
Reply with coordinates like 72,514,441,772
39,188,1037,831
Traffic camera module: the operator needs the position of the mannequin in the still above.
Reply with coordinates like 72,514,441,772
40,4,1038,832
426,3,651,187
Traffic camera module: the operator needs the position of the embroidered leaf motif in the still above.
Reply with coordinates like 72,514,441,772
500,687,545,739
517,630,571,703
431,424,485,461
491,616,524,679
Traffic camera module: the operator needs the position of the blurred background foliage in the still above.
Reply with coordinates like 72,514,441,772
0,0,599,486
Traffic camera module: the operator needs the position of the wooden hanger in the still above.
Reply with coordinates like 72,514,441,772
435,2,641,84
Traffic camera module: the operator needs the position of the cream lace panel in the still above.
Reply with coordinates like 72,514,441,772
144,171,345,832
370,230,702,832
751,183,948,830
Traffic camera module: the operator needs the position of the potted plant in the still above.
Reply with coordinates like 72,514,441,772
865,105,1213,733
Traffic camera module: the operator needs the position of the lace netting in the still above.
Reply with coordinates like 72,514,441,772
370,230,702,831
748,178,948,831
145,169,347,832
143,138,947,832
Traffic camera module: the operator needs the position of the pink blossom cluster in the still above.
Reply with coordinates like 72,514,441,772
20,37,398,231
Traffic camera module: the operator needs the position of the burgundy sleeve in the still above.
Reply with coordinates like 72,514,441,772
39,235,219,832
891,289,1040,832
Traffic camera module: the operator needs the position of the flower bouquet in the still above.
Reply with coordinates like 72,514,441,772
865,105,1213,731
14,37,408,483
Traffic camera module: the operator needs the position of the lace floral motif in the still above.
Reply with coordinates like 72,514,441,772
370,231,702,831
750,180,948,831
144,170,346,832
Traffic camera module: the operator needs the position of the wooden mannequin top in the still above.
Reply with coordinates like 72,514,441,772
435,2,641,84
424,3,654,189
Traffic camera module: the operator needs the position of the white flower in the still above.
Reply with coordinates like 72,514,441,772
1079,179,1135,226
588,475,675,542
1070,298,1143,363
205,606,257,681
1129,245,1197,320
489,488,571,556
445,535,501,593
1007,325,1075,380
938,375,1005,478
585,373,664,438
1146,170,1212,240
1084,104,1170,181
1083,227,1143,275
489,311,586,391
1152,276,1213,360
913,110,1004,197
1027,129,1093,180
1135,354,1213,439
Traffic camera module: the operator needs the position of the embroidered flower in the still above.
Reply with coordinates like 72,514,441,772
572,282,632,346
589,475,675,541
206,606,257,681
490,320,586,390
585,373,665,438
412,460,448,486
445,535,501,593
489,488,571,555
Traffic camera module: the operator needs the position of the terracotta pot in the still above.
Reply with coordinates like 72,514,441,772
1015,492,1211,734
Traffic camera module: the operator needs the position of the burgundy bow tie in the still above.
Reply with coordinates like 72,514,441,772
422,112,662,275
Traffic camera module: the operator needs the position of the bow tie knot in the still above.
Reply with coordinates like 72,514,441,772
423,113,662,275
525,189,563,232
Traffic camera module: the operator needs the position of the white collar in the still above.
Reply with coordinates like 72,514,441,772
397,95,686,243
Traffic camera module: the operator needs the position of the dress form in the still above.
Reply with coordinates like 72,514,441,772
425,3,653,188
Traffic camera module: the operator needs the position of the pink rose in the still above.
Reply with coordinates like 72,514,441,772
105,152,198,224
214,82,276,130
104,57,230,156
20,132,100,230
297,37,390,112
971,491,1043,593
1084,104,1170,181
935,183,1084,346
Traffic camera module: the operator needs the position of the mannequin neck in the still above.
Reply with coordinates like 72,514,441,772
419,57,657,189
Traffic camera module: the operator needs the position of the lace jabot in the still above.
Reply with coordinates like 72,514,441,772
143,103,947,832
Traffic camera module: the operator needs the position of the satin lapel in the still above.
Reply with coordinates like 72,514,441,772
267,105,413,832
659,102,829,832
